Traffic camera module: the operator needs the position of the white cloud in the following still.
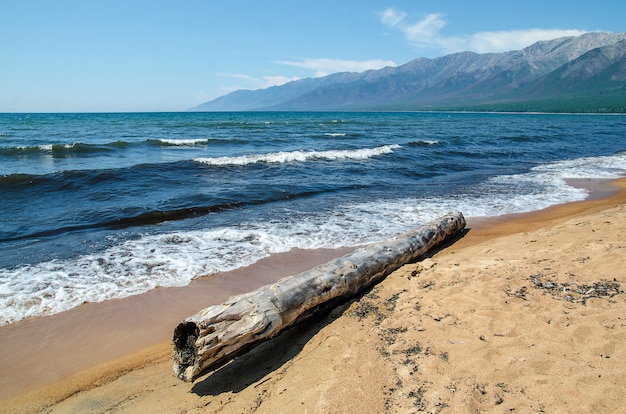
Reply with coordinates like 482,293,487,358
379,8,406,27
224,73,256,81
220,73,301,91
258,75,301,88
403,12,447,43
277,58,397,77
379,7,588,55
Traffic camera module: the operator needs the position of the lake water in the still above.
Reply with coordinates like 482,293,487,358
1,111,625,325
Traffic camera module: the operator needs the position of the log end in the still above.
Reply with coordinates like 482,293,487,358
172,321,200,381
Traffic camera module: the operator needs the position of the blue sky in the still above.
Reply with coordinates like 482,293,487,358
1,1,623,112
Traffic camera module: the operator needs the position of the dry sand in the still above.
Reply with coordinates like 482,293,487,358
1,179,625,414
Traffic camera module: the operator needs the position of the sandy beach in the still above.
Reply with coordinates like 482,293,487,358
1,179,625,413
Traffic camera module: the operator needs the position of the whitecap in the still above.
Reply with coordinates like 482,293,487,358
194,144,401,166
158,138,209,146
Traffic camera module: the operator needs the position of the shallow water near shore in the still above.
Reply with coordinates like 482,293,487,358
1,111,626,325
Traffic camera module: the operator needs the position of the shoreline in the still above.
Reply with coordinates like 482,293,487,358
458,177,624,247
0,247,354,402
1,177,626,412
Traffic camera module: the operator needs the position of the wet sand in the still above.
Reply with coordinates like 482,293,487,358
1,179,625,413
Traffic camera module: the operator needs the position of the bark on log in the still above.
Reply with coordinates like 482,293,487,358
172,212,466,381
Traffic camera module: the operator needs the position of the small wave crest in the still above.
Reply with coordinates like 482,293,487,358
150,138,211,146
194,144,401,166
0,141,129,157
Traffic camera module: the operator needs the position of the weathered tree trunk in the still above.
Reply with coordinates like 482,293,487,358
172,212,466,381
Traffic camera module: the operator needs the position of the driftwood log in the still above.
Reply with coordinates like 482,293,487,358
172,212,466,381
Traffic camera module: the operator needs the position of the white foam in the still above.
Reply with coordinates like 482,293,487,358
0,224,346,325
532,152,626,179
194,144,401,166
158,138,209,146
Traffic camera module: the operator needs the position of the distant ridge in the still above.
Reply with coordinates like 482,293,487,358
192,32,626,113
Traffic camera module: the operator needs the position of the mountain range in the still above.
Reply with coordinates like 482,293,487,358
192,32,626,113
